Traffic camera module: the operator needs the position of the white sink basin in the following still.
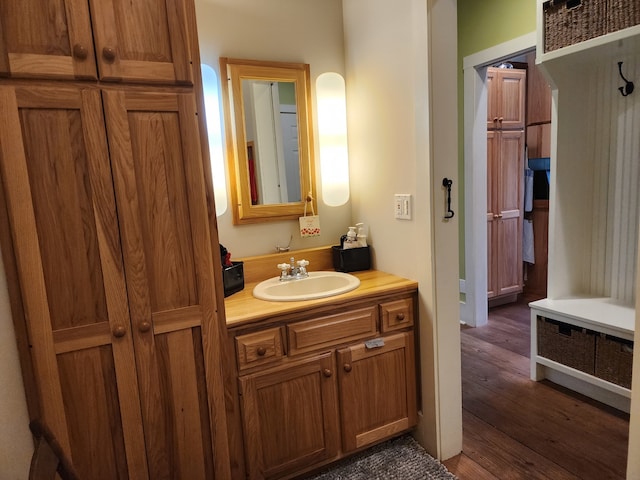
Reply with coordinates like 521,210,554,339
252,271,360,302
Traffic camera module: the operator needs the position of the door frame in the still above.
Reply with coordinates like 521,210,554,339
460,32,536,327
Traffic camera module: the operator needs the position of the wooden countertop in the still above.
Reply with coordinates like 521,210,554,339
224,270,418,328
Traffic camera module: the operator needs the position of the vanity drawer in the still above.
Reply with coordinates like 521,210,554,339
288,306,378,356
380,298,414,333
236,327,285,371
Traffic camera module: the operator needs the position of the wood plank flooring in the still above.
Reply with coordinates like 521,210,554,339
443,301,630,479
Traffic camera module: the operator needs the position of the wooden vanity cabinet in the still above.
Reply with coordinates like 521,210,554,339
0,0,193,84
231,292,418,480
239,352,341,480
338,331,417,453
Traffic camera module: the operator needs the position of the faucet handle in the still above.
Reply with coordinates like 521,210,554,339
297,259,309,267
277,263,291,272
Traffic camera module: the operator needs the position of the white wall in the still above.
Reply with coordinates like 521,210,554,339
195,0,351,258
0,247,33,479
342,0,462,460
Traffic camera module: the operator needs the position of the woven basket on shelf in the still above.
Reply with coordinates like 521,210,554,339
543,0,608,52
607,0,640,33
537,316,596,374
595,334,633,388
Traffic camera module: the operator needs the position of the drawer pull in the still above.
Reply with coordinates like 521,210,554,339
365,338,385,349
256,346,267,356
73,44,88,60
396,313,405,321
343,363,352,373
113,326,126,338
102,46,117,62
323,368,332,378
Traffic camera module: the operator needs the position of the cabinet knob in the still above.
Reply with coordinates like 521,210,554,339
139,321,151,333
113,326,126,338
343,363,352,373
73,44,88,60
493,117,499,122
256,346,266,356
396,312,405,321
498,117,504,122
322,368,332,378
102,47,117,62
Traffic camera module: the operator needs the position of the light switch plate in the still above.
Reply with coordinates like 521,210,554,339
394,194,412,220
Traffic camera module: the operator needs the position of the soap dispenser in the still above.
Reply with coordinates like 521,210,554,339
343,226,357,249
356,223,368,247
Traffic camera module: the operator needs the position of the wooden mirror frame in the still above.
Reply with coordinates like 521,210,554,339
220,57,317,224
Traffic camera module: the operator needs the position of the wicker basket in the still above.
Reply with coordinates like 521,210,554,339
543,0,608,52
537,317,596,374
607,0,640,34
595,334,633,388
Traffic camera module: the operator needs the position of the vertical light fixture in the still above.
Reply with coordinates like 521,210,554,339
201,63,228,216
317,72,350,206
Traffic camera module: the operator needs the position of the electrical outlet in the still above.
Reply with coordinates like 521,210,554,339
394,194,411,220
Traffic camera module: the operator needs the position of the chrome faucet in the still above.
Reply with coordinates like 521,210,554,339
277,257,310,281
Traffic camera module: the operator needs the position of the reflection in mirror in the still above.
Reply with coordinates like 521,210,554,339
241,79,301,204
220,58,316,224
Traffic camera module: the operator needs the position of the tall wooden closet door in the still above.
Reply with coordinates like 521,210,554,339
103,90,225,480
89,0,193,84
0,0,97,79
497,130,524,296
0,86,147,479
487,131,498,298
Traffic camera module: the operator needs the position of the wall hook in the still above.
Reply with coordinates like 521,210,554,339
618,61,634,97
442,178,455,219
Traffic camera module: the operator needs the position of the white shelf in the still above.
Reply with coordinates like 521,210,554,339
535,356,631,398
530,297,635,340
530,299,634,412
537,25,640,67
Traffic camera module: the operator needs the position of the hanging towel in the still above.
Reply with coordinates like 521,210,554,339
524,168,534,213
523,219,535,264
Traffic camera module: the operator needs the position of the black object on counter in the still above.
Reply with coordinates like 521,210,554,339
223,261,244,297
332,245,371,272
220,243,243,296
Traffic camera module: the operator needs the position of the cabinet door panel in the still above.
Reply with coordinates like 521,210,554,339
0,86,146,479
486,69,497,129
0,0,96,79
239,353,340,479
487,130,524,298
104,89,225,479
338,332,417,452
90,0,193,84
499,70,526,128
497,130,523,295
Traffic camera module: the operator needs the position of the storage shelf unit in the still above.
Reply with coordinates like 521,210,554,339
531,1,639,410
530,297,633,412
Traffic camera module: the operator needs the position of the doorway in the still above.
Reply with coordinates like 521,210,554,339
461,32,538,327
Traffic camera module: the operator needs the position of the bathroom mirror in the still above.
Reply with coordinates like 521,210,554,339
220,57,317,224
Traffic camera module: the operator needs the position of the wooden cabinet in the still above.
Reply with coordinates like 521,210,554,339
0,84,226,479
487,129,524,299
239,352,340,479
0,0,193,84
0,1,230,479
486,66,525,301
486,67,526,130
338,332,417,453
525,53,552,126
229,292,418,480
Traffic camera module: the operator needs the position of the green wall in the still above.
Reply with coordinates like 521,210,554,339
456,0,536,280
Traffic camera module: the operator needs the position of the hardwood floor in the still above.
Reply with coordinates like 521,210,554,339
443,301,630,480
